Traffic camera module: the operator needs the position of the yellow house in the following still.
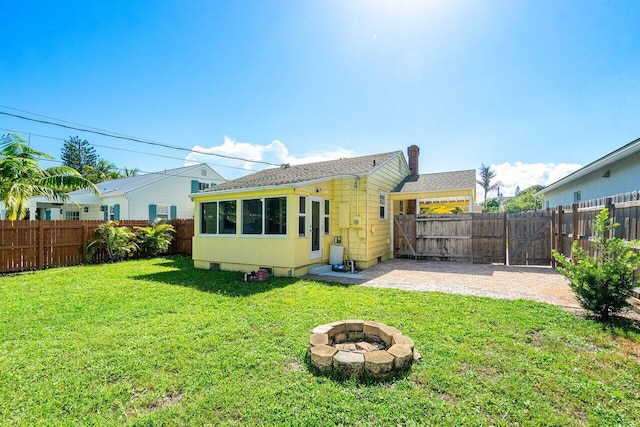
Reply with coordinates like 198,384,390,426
190,145,477,277
391,170,477,214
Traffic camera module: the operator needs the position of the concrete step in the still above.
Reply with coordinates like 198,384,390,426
308,264,332,275
631,287,640,300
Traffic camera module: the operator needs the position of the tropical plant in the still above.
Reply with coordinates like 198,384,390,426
502,185,544,213
61,136,98,175
135,219,175,257
86,221,138,262
85,159,122,183
552,208,640,321
123,167,139,177
0,133,99,220
476,164,501,209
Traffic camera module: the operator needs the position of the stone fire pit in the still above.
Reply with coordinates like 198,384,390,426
308,320,420,378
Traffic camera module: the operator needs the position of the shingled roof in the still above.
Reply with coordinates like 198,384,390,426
394,169,476,194
206,151,402,192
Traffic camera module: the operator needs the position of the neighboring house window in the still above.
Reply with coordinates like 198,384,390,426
242,199,263,234
65,211,80,221
156,205,169,220
324,200,330,235
546,201,550,209
109,206,115,220
265,197,287,235
399,200,405,215
201,168,208,177
298,196,306,237
199,182,210,191
574,191,581,203
379,191,388,220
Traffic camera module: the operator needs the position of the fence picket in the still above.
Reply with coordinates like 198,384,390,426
0,219,193,273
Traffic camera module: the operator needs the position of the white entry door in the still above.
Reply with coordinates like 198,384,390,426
310,197,323,259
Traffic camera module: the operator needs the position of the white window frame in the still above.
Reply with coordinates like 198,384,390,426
298,196,306,237
65,210,80,221
379,191,388,220
156,205,170,220
324,199,330,235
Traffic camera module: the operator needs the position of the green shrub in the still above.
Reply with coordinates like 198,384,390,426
86,221,138,262
552,208,640,321
135,219,175,257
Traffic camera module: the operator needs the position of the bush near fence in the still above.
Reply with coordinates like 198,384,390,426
0,219,193,274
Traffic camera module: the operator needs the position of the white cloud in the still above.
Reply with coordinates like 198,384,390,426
477,161,582,198
185,136,356,179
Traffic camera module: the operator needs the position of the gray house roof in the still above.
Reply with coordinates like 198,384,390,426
206,151,402,192
72,164,222,196
393,169,476,194
535,137,640,196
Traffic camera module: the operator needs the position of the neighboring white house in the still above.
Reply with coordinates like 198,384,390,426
11,164,225,221
536,137,640,207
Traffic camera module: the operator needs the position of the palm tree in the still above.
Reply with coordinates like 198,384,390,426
0,133,99,220
85,159,122,183
476,164,501,209
123,167,139,177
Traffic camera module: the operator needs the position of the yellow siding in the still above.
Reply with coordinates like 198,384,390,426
362,155,410,268
191,152,408,276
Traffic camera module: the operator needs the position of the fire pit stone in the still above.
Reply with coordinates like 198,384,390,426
308,319,418,378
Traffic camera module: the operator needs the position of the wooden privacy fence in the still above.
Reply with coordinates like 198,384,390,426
394,211,552,265
0,219,194,273
552,192,640,260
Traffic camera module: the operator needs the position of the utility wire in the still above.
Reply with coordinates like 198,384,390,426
35,156,233,183
0,127,262,173
0,109,281,166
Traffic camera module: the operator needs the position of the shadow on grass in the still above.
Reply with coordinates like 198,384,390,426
131,256,300,297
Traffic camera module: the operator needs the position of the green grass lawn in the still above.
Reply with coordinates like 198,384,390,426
1,256,639,426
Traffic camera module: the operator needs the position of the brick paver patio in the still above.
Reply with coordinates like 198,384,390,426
306,259,580,309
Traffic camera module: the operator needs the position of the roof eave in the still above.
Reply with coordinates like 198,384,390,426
537,137,640,196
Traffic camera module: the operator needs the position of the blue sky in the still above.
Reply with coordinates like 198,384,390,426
2,1,639,196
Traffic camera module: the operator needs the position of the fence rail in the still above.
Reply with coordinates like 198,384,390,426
394,192,640,266
0,219,193,273
552,195,640,261
394,211,551,265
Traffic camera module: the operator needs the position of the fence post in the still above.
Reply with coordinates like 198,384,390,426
503,212,508,265
82,223,90,263
556,206,563,259
572,203,580,261
38,220,45,269
605,197,615,239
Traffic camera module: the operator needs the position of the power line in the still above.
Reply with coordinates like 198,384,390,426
0,109,281,166
35,156,233,183
0,127,262,173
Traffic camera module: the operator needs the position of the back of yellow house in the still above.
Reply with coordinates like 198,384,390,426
190,150,410,277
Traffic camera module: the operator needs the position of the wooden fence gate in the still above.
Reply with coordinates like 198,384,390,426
394,211,552,265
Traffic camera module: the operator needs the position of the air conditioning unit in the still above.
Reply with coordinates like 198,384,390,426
352,216,363,228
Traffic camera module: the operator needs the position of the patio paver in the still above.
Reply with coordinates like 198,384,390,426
305,259,580,309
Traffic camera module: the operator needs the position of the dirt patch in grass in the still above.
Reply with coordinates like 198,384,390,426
284,360,304,372
148,393,183,411
614,337,640,360
527,329,544,348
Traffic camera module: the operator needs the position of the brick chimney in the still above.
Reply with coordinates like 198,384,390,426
407,145,419,175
